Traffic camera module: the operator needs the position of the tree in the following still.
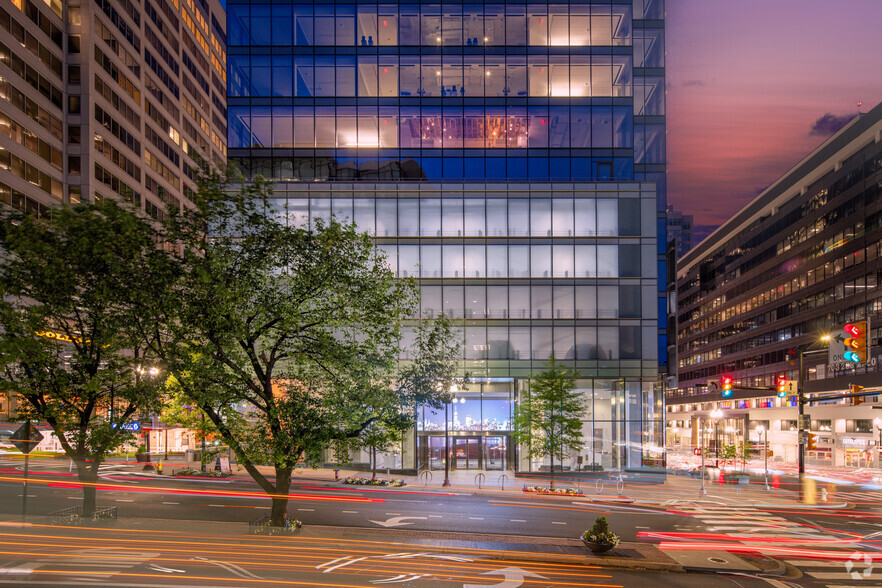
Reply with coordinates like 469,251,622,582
0,201,170,516
144,168,463,526
511,357,587,489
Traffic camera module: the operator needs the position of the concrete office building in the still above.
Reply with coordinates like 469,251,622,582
0,0,226,443
670,102,882,470
227,0,667,474
0,0,226,217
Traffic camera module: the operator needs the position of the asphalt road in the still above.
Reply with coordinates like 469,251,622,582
0,459,692,540
0,522,777,588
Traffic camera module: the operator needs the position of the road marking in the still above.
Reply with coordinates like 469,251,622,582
67,496,79,500
636,526,650,529
385,512,401,515
342,510,358,514
297,508,314,512
469,517,484,520
114,499,134,502
208,504,227,507
551,521,567,525
16,494,37,498
162,501,179,505
510,519,526,522
428,515,442,518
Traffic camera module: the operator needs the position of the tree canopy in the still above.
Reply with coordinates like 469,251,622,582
511,357,587,487
141,168,463,525
0,201,171,515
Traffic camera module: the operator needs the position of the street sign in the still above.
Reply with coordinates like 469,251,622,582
798,415,811,429
8,422,44,454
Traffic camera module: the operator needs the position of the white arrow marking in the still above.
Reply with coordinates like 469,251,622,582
368,516,428,527
321,557,368,573
192,556,262,579
316,556,352,569
148,564,186,573
463,567,546,588
373,574,430,584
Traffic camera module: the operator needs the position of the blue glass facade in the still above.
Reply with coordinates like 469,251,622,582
228,0,666,472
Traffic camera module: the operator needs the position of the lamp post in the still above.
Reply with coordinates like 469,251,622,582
757,425,769,490
710,408,723,468
442,386,457,487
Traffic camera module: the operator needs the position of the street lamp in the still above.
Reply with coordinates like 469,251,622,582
442,385,457,487
757,425,770,490
699,416,707,497
710,408,723,468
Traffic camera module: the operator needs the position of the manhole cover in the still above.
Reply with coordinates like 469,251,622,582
709,557,728,564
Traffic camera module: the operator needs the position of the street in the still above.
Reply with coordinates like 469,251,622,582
2,458,882,586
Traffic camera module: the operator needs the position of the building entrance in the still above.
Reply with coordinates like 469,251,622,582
419,434,510,472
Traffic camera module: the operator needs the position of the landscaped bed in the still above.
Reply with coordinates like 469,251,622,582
522,485,584,496
342,476,406,487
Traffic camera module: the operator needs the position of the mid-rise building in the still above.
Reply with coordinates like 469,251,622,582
0,0,227,219
227,0,667,474
666,205,692,259
670,102,882,470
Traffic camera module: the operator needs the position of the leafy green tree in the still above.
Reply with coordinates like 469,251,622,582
0,201,170,515
511,357,587,488
143,168,463,526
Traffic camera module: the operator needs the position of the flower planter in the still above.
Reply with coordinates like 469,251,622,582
581,537,615,554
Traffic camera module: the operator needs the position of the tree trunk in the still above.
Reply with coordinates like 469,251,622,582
74,461,99,518
371,446,377,480
269,466,292,526
549,455,555,490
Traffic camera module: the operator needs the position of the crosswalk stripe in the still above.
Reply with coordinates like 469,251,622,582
806,571,874,580
784,560,873,568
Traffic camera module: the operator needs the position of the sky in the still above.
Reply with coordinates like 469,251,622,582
666,0,882,242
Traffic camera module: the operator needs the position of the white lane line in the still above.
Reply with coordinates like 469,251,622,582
385,513,401,516
784,560,874,568
551,522,567,525
342,510,358,514
115,499,134,502
468,517,484,520
208,504,227,507
67,496,80,500
427,515,442,518
635,526,650,529
297,508,314,512
162,501,180,505
510,519,526,522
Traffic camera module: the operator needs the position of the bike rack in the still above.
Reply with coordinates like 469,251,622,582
419,470,432,487
474,472,486,489
497,474,508,491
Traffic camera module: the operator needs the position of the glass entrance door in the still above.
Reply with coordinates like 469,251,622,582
454,438,480,469
484,436,506,470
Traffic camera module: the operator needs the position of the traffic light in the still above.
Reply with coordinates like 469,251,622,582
843,322,868,363
807,433,818,451
853,385,865,405
777,376,788,398
721,375,734,398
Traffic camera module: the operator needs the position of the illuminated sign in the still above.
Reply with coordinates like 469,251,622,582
35,330,89,344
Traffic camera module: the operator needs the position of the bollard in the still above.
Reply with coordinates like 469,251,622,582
334,469,339,481
157,460,163,475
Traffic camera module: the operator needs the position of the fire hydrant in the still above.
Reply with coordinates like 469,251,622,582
820,487,828,502
157,460,163,475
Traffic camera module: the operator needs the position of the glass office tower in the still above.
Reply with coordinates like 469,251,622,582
226,0,666,473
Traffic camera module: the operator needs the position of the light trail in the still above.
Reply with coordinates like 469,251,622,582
0,474,382,503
